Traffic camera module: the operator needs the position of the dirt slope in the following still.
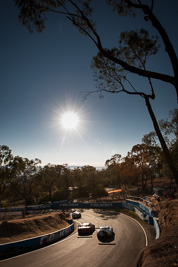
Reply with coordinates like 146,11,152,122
0,201,177,266
0,212,70,244
137,199,178,267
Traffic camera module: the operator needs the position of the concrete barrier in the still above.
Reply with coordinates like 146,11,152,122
153,217,160,239
124,199,160,239
0,222,74,259
0,199,160,259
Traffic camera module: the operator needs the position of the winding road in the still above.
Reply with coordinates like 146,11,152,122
0,209,155,267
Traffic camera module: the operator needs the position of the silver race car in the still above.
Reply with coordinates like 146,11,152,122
97,226,115,242
72,210,81,219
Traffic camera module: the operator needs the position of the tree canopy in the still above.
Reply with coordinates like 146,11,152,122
14,0,177,93
13,0,178,184
0,109,177,207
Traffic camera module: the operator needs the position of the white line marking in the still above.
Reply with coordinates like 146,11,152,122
0,231,78,262
122,213,148,246
1,212,148,263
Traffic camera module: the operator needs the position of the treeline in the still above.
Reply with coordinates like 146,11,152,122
0,110,177,207
0,154,108,208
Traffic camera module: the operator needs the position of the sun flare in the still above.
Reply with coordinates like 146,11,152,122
60,111,79,130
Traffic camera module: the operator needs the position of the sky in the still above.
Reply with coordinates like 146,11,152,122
0,0,177,168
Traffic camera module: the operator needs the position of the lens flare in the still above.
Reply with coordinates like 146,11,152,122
61,111,79,130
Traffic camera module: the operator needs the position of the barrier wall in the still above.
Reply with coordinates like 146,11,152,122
0,222,74,259
123,199,160,239
0,200,160,259
26,202,123,210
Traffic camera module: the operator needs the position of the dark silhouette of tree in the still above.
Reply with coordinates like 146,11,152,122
0,145,13,197
13,0,178,96
13,0,178,184
143,109,178,180
10,156,41,209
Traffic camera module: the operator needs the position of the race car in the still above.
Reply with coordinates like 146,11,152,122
97,226,115,242
78,222,95,236
72,210,81,219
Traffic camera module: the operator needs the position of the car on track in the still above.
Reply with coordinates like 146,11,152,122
97,226,115,242
72,210,81,219
78,222,95,235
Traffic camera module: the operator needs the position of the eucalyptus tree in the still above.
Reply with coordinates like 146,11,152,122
129,144,155,190
121,154,141,186
71,167,83,188
40,164,58,200
57,164,71,199
105,154,123,187
80,165,97,196
143,108,178,179
105,154,122,167
105,153,140,187
14,0,178,184
10,156,41,208
0,145,13,197
91,28,178,186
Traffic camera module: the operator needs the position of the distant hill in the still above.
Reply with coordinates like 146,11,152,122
68,166,105,170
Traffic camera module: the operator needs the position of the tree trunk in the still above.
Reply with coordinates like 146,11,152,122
145,97,178,186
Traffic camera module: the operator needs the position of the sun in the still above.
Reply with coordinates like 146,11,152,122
60,111,79,130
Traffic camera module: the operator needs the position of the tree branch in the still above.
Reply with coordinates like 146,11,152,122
125,0,178,79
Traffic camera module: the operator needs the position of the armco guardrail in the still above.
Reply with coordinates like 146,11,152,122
0,220,74,259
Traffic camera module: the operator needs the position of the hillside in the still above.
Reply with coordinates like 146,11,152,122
0,199,178,266
0,212,70,244
137,199,178,267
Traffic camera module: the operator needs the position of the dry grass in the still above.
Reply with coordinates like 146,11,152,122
137,199,178,267
0,212,70,244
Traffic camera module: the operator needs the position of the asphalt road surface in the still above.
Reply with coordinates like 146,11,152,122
0,209,155,267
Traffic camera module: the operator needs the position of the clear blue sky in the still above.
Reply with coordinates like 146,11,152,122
0,0,177,167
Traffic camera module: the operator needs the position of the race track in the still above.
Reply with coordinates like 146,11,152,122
0,209,155,267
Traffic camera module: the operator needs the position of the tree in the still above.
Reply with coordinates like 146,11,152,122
105,154,122,167
40,164,57,200
10,156,41,208
121,154,140,186
13,0,177,95
14,0,178,184
91,28,178,185
105,152,144,188
159,109,178,145
56,165,70,200
105,154,123,187
80,165,96,197
0,145,13,197
129,143,161,191
143,109,178,179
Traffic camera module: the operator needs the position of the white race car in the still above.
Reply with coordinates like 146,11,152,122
97,226,115,242
72,211,81,219
78,222,95,235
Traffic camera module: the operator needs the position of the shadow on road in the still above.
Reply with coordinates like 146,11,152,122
98,243,116,245
77,238,93,240
94,209,119,220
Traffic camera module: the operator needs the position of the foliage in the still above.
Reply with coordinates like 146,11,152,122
9,156,41,207
13,0,178,185
0,108,177,206
13,0,177,90
143,108,178,177
0,145,13,196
